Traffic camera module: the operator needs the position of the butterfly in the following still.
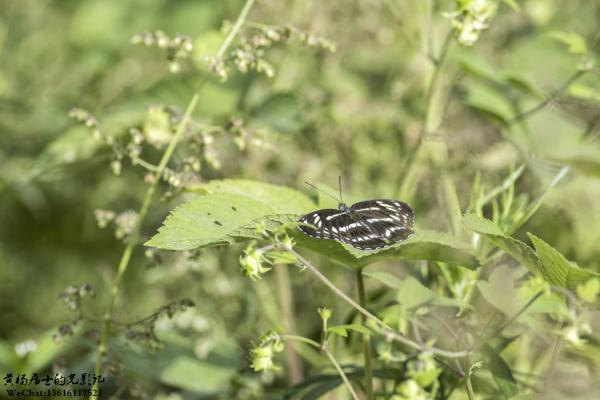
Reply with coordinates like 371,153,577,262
298,181,414,250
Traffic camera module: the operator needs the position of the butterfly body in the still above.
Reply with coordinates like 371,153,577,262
298,199,414,250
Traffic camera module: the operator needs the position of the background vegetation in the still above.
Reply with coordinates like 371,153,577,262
1,0,599,399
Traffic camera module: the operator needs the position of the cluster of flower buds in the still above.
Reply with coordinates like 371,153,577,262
131,30,193,73
58,284,96,312
250,331,284,372
125,299,195,351
206,22,335,82
94,209,139,240
443,0,497,47
69,108,101,140
239,234,296,281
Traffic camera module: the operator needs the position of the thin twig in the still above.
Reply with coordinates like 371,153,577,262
356,270,374,400
282,335,360,400
475,291,543,349
90,95,199,400
505,69,587,126
322,345,361,400
217,0,256,59
397,30,453,193
284,245,470,358
90,0,257,397
541,323,564,394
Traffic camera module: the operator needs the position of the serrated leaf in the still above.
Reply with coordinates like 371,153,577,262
146,192,277,250
464,213,540,270
328,323,371,338
528,233,599,289
464,214,599,290
345,230,480,269
293,229,479,270
192,179,315,214
548,31,588,55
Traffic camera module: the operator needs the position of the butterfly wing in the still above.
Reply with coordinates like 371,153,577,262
298,208,351,240
298,200,414,251
335,219,390,250
350,200,414,245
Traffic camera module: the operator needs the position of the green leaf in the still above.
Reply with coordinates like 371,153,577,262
295,229,480,270
528,233,598,289
457,52,506,85
476,265,520,315
395,276,435,309
148,180,315,250
123,336,240,394
150,180,478,270
576,278,600,303
462,80,515,124
328,323,372,338
482,345,519,398
464,214,599,289
146,192,277,250
362,271,404,289
464,214,540,271
192,179,315,214
504,73,545,100
364,271,458,308
548,31,588,55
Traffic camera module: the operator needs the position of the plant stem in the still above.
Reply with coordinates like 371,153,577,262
465,375,475,400
541,324,564,393
506,68,587,126
356,270,374,400
90,0,257,396
217,0,256,59
284,245,470,358
398,30,452,196
322,344,361,400
282,335,360,400
276,265,303,384
90,94,199,400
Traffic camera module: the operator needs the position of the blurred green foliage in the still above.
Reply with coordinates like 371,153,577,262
1,0,600,399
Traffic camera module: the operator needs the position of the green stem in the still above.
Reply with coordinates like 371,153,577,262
285,245,470,358
276,265,303,384
89,1,258,397
281,335,360,400
322,344,361,400
465,375,475,400
90,94,199,400
398,30,452,195
217,0,256,58
356,270,374,400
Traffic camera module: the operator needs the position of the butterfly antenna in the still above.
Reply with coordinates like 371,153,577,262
304,181,340,204
338,176,343,204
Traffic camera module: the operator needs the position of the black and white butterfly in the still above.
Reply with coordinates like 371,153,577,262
298,182,414,250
